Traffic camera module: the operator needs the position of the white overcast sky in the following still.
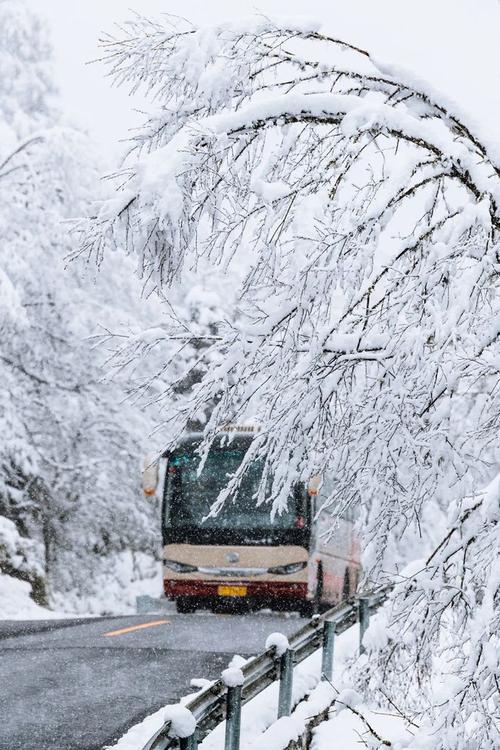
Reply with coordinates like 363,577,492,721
30,0,500,158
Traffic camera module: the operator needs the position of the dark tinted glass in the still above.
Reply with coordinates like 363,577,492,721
165,444,296,530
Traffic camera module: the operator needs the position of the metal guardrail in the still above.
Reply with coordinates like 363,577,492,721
142,587,390,750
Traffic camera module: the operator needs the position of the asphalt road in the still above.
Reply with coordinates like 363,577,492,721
0,609,303,750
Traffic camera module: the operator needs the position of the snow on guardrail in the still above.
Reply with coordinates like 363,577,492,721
106,587,390,750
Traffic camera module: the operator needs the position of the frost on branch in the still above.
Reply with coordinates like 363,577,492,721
85,13,499,573
0,0,165,613
354,475,500,749
84,13,499,748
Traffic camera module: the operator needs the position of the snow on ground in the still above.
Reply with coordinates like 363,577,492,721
0,515,63,619
106,615,399,750
0,573,63,620
311,706,411,750
50,552,163,617
102,684,205,750
0,544,163,620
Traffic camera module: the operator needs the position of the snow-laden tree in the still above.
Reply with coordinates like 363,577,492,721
95,260,238,434
0,0,56,138
358,475,499,749
84,13,500,743
86,16,499,543
0,0,164,612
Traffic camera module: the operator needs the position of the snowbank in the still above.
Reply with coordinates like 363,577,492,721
50,551,162,616
0,573,59,620
0,542,162,620
311,705,411,750
0,515,55,619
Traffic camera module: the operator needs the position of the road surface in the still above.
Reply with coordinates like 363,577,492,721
0,610,303,750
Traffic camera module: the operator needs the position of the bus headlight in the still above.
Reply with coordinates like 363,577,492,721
268,561,307,575
163,559,198,573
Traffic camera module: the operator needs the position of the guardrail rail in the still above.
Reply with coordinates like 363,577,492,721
142,587,390,750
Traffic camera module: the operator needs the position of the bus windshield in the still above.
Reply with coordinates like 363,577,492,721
163,437,308,545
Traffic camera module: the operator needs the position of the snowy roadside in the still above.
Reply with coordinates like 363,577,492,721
104,614,409,750
311,705,410,750
0,548,164,620
49,553,164,617
0,573,68,620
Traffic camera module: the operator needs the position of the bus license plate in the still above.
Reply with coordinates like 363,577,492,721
218,585,247,597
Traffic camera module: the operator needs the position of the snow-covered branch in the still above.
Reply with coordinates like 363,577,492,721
359,476,499,749
85,13,499,554
81,12,499,745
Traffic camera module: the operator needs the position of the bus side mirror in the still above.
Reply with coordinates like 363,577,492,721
142,455,159,496
307,474,322,497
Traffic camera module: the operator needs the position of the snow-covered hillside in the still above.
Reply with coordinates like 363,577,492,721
0,0,166,616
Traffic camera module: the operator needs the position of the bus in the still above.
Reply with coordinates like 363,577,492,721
143,427,360,614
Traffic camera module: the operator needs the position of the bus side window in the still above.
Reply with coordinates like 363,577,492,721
342,503,359,523
162,460,177,527
318,474,356,523
319,474,335,515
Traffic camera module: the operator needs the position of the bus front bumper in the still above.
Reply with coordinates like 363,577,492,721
164,578,308,602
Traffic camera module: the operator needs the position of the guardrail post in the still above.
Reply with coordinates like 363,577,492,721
277,648,294,718
359,597,369,654
321,620,336,681
179,730,198,750
224,684,242,750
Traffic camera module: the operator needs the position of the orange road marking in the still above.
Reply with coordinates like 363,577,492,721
103,619,170,637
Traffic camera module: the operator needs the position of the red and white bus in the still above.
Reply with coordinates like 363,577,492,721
144,428,360,614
